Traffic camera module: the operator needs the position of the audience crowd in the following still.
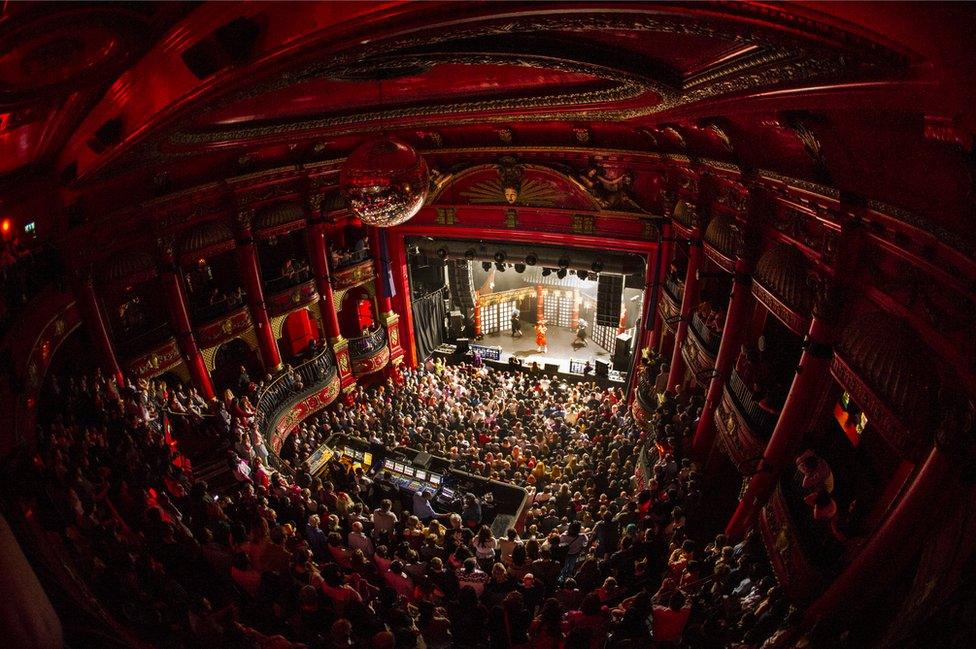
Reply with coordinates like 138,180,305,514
14,356,801,648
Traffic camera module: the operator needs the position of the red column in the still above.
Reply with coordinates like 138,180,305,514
74,276,124,385
306,220,356,393
647,224,672,352
666,227,703,389
804,444,957,625
385,228,417,366
725,310,835,539
236,236,281,370
161,266,214,400
692,253,756,460
474,294,482,337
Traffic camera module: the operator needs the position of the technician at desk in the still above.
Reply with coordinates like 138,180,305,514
412,490,444,522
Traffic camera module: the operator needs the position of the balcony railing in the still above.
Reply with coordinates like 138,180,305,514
331,247,371,270
191,292,246,323
726,369,778,441
255,346,337,446
663,277,684,304
689,312,722,355
263,266,313,294
348,327,387,359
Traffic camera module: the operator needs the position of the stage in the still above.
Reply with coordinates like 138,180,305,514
473,324,624,379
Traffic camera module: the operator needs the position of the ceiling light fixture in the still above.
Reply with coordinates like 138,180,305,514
340,136,429,227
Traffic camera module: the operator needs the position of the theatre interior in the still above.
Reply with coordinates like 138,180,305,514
1,3,975,648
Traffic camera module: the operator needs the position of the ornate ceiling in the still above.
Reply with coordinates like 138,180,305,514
0,2,973,252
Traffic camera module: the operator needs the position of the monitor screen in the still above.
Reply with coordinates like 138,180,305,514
384,459,394,470
429,474,441,486
363,452,373,466
415,470,427,482
394,463,405,474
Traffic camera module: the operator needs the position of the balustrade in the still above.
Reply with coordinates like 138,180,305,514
331,247,371,270
348,327,387,359
255,346,337,432
663,277,684,304
689,312,722,355
263,266,313,294
191,292,247,323
726,369,779,440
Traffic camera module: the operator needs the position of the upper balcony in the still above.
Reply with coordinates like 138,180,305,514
689,311,722,356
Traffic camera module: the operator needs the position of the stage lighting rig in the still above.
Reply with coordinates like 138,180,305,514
591,260,604,273
465,248,476,260
525,253,538,266
436,247,448,259
542,268,552,277
557,268,568,279
495,262,506,272
558,257,570,269
514,263,526,273
577,270,589,280
494,251,507,263
482,261,492,271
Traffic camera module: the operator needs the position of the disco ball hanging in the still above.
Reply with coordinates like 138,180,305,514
339,136,429,227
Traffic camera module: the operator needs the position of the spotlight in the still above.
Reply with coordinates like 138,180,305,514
514,263,526,273
558,257,570,269
495,262,506,272
436,247,448,259
577,270,589,280
557,268,567,279
465,248,476,260
482,261,491,271
542,268,552,277
525,253,538,266
494,251,507,263
591,260,604,273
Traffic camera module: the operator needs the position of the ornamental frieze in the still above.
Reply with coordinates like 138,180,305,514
332,259,375,291
127,338,182,379
715,389,764,475
351,344,391,377
194,306,253,349
269,375,341,453
267,280,319,316
751,281,811,337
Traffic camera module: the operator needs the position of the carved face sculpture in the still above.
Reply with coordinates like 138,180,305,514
504,186,519,204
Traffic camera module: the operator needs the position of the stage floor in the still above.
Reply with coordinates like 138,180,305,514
476,325,616,375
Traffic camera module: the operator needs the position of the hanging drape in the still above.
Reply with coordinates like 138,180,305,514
413,287,448,361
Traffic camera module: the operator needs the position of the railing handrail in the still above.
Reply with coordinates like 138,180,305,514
117,322,173,352
727,368,778,438
690,312,721,354
664,277,684,303
263,267,313,293
331,247,371,270
348,327,387,357
191,293,247,322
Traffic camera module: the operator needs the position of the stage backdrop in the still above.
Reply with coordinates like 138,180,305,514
412,287,448,361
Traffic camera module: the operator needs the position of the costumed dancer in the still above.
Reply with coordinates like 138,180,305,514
535,318,548,354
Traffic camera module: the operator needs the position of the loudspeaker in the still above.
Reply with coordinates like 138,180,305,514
613,332,633,372
447,260,476,310
595,359,610,377
448,310,466,339
181,16,262,79
545,363,560,374
596,274,624,327
455,338,470,355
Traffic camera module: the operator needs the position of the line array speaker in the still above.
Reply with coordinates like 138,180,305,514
446,260,476,310
596,274,624,327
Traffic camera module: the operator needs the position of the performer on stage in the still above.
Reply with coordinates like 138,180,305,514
511,308,522,337
573,317,588,349
535,318,548,353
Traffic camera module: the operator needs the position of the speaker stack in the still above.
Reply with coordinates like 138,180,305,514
596,274,624,327
446,260,476,311
613,332,633,372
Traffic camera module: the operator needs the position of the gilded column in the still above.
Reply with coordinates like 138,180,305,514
666,208,704,389
72,270,124,386
158,238,214,400
235,210,281,371
306,214,356,395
